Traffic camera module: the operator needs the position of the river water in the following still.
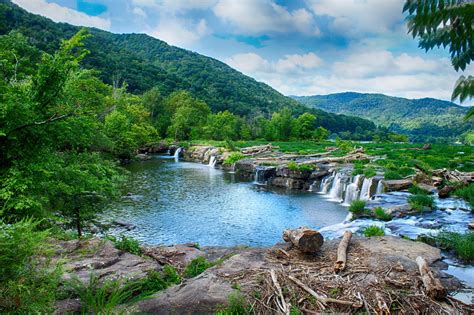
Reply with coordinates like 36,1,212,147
103,156,347,246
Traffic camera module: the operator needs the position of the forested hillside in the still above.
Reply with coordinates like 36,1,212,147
293,92,474,142
0,0,380,135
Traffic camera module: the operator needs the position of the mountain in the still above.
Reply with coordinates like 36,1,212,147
292,92,474,141
0,0,380,135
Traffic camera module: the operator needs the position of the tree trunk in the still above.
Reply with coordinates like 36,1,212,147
334,230,352,273
416,256,446,300
283,227,323,253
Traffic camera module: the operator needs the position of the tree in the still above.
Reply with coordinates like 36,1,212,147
204,110,239,140
313,126,329,142
270,108,294,141
403,0,474,119
294,113,316,139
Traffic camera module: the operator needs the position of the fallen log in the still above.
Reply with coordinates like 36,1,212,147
334,231,352,273
270,270,289,314
283,227,323,253
300,153,369,165
240,144,273,155
416,256,446,300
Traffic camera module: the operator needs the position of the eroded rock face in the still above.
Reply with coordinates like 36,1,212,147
234,159,256,175
275,167,312,180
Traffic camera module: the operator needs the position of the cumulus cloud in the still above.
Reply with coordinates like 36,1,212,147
305,0,405,37
132,0,217,11
214,0,320,36
150,18,209,47
13,0,111,30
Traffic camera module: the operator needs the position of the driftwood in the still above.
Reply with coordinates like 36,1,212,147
270,269,289,314
432,169,474,184
300,153,368,165
283,227,324,253
334,231,352,273
241,144,273,155
288,275,355,308
416,256,446,300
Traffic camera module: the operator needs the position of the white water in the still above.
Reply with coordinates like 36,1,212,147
376,179,384,194
173,147,182,162
254,167,267,185
308,181,317,192
360,177,373,201
328,172,344,201
343,175,361,205
319,172,334,194
208,155,217,167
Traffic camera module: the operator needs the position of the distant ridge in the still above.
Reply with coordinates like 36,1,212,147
292,92,473,141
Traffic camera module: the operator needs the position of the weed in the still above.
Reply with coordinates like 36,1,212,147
184,256,214,278
349,200,366,215
384,170,402,180
408,185,429,195
435,231,474,262
408,194,434,211
215,292,252,315
107,235,141,255
452,183,474,208
223,152,246,166
373,207,392,221
362,225,385,237
363,167,377,178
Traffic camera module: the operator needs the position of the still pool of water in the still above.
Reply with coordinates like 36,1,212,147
103,156,348,246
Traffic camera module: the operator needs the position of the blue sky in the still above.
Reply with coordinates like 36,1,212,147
13,0,472,103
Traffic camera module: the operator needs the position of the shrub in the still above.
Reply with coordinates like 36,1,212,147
223,152,246,166
362,225,385,237
435,231,474,262
352,167,364,176
107,235,141,255
384,170,402,180
453,183,474,208
287,161,299,171
373,207,392,221
349,200,366,215
0,219,60,313
162,265,181,285
363,167,377,178
408,194,434,211
184,257,214,278
287,161,313,172
408,184,429,195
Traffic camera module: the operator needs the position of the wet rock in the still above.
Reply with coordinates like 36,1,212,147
270,177,307,190
469,222,474,230
141,245,203,269
275,167,311,180
234,159,256,175
386,204,426,218
184,146,213,162
310,168,329,179
383,179,412,191
438,185,456,198
140,141,169,154
136,153,151,161
112,220,136,230
54,298,81,315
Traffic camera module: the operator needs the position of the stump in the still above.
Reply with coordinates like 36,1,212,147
283,227,324,253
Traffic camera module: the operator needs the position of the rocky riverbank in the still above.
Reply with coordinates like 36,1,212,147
53,235,472,314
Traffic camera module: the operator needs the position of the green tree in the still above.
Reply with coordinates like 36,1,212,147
294,113,316,139
270,108,294,141
403,0,474,119
313,126,330,141
204,110,239,140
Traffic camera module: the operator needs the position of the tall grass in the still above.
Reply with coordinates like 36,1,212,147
349,200,366,215
435,231,474,262
362,225,385,237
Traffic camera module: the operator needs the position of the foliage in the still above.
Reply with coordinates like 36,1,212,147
452,183,474,208
133,266,181,296
384,171,403,180
408,185,429,195
363,167,377,178
373,207,392,221
335,138,353,152
408,194,434,211
184,256,215,278
107,235,141,255
435,231,474,262
403,0,474,117
223,152,246,166
287,161,314,172
362,225,385,237
349,200,366,215
0,219,60,313
215,292,252,315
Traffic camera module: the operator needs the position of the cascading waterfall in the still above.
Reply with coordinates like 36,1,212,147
319,173,334,194
343,175,361,205
254,167,267,185
360,177,374,200
308,181,317,192
208,155,217,167
328,172,344,201
174,147,182,162
376,179,384,194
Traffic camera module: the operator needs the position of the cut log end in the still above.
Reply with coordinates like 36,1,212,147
283,227,324,253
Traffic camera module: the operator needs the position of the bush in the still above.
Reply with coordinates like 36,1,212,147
384,170,402,180
287,161,313,172
223,152,246,166
453,183,474,208
349,200,366,215
107,235,141,255
0,219,60,313
408,194,434,211
373,207,392,221
408,184,429,195
435,231,474,262
363,167,377,178
362,225,385,237
184,257,214,278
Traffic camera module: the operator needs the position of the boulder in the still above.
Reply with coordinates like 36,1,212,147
383,178,412,191
275,167,312,180
136,153,151,161
234,159,256,174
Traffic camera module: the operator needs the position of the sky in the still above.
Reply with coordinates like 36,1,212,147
12,0,473,103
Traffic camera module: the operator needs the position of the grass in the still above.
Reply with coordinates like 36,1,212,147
434,231,474,262
106,235,141,255
373,207,392,221
408,194,434,212
223,152,246,166
452,183,474,208
349,200,366,215
287,161,314,172
408,184,429,195
363,167,377,178
215,292,253,315
183,256,216,278
362,225,385,237
384,170,403,180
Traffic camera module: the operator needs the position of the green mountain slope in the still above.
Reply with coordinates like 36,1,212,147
0,0,380,135
293,92,473,141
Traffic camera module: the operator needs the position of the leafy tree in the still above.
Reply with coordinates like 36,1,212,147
142,87,170,137
403,0,474,119
313,126,330,141
204,110,240,140
294,113,317,139
270,108,294,141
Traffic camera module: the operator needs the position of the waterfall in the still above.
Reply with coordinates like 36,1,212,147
174,147,182,162
329,172,344,201
360,177,374,200
208,155,217,167
319,173,335,194
308,181,317,192
343,175,361,205
254,167,267,185
376,180,384,194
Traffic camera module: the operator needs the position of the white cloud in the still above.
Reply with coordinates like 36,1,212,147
132,0,217,11
214,0,320,36
305,0,405,37
150,18,210,47
132,7,147,18
13,0,111,30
